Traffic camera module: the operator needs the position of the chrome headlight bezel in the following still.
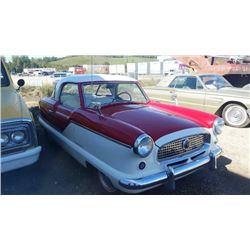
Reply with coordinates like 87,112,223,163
213,117,224,135
133,134,154,158
11,130,26,144
1,119,38,155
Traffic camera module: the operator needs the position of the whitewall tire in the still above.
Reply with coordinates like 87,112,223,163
222,104,250,128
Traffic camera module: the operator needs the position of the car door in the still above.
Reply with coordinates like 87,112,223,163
171,76,206,111
53,83,81,131
146,77,179,105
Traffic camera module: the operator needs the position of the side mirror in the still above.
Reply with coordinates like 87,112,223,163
90,102,103,116
17,79,25,90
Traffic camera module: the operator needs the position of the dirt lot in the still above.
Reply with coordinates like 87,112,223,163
1,107,250,195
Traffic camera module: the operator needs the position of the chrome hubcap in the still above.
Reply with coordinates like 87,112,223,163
225,106,247,126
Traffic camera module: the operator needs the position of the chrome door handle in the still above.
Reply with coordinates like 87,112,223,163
171,95,177,102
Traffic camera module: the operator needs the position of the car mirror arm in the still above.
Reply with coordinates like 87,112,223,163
91,102,103,117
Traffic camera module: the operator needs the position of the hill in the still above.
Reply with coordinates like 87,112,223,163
48,55,157,70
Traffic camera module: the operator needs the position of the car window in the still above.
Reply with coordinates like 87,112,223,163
170,76,198,89
1,61,10,87
82,82,148,108
96,84,113,96
117,83,147,102
60,83,80,109
200,75,232,89
183,77,198,89
82,83,116,108
196,80,204,89
169,76,187,88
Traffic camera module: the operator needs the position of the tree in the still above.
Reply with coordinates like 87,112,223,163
11,56,23,73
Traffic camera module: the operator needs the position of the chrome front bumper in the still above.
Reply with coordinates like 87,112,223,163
119,146,222,190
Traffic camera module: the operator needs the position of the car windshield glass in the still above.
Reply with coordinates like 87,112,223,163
82,81,148,108
200,75,232,89
1,61,10,87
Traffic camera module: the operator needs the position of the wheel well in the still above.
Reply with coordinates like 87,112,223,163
215,101,248,117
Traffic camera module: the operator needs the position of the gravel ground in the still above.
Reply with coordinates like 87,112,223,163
1,119,250,195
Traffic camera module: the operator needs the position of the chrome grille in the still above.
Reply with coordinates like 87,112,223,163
157,133,210,160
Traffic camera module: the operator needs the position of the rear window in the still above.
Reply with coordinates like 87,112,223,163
0,61,10,87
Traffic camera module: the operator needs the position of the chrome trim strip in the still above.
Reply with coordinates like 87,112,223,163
1,118,32,124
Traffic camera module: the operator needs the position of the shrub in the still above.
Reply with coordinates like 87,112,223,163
40,84,53,97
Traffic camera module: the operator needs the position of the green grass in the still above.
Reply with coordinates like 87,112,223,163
21,84,54,98
139,78,160,86
48,55,157,70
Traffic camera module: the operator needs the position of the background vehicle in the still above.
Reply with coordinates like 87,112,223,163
146,74,250,128
0,60,41,172
51,72,68,78
39,74,223,193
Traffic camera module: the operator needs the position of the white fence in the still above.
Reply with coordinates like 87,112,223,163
11,60,186,86
109,64,126,74
117,61,183,76
12,76,55,87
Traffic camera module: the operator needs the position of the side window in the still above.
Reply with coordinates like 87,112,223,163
1,61,10,87
183,77,197,89
169,77,187,88
60,83,80,109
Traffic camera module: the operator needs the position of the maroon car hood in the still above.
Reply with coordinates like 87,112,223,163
101,104,199,141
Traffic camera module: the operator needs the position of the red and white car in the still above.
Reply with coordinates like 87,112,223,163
39,74,224,193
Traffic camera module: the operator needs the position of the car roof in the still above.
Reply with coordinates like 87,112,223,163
173,73,221,77
59,74,137,84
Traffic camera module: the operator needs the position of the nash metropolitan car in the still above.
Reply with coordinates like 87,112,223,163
1,59,41,172
145,74,250,128
39,74,223,193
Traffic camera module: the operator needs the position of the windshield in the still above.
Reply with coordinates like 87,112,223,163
0,61,10,87
200,75,232,89
82,81,148,108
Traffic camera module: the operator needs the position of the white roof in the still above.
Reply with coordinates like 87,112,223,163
54,74,138,101
59,74,137,84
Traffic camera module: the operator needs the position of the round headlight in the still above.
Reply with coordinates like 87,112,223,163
213,118,224,135
1,134,9,146
11,131,25,144
134,134,153,158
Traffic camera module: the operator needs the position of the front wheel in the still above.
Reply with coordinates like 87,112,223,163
222,104,250,128
98,171,117,193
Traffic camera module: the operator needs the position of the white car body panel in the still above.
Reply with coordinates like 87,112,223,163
1,146,42,173
39,115,219,193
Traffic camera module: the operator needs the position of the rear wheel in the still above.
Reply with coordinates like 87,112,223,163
222,104,250,128
98,171,117,193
